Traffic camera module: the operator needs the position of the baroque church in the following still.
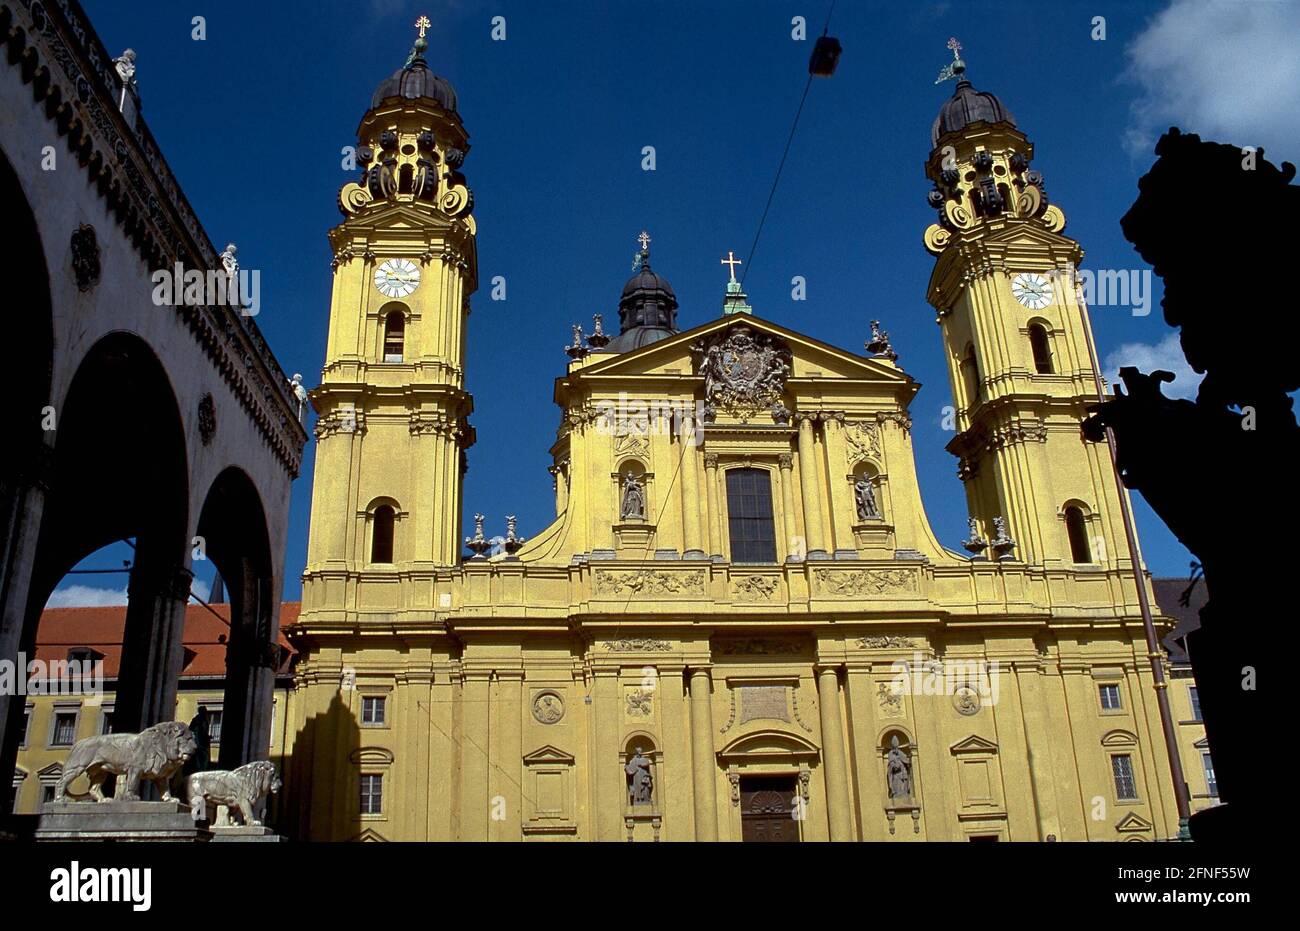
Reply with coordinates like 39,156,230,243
283,32,1190,842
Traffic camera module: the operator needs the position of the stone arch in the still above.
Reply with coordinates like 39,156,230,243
1061,499,1095,563
196,466,276,767
381,304,407,361
1027,318,1055,374
363,496,403,564
4,332,191,805
622,731,659,809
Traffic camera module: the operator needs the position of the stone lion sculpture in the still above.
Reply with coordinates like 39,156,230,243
55,721,198,803
187,760,281,827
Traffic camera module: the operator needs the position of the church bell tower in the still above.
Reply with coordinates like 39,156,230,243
921,41,1133,571
302,20,477,610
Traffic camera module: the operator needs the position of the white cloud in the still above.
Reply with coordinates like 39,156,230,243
1102,332,1203,400
1125,0,1300,161
43,577,210,609
46,584,128,608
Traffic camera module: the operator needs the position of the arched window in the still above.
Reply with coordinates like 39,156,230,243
959,343,981,405
1064,505,1092,563
1029,323,1054,374
726,468,777,564
371,505,395,563
383,311,405,362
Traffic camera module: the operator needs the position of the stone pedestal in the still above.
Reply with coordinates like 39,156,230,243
36,801,211,842
210,825,287,843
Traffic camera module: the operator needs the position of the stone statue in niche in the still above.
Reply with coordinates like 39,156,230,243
886,736,912,801
854,475,880,521
625,747,653,806
620,472,645,521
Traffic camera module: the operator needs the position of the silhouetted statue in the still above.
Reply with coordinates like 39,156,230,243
1083,128,1296,841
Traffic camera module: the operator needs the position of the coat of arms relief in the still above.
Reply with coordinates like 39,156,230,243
691,325,793,423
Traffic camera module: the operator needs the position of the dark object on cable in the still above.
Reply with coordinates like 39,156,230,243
808,35,841,77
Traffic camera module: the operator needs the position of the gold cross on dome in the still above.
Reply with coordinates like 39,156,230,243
721,250,742,282
638,231,651,252
947,37,962,59
415,15,431,39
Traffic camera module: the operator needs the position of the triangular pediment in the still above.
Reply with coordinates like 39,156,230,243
37,762,63,778
1115,812,1154,833
568,315,914,387
949,734,999,755
349,827,389,842
523,745,575,764
330,201,469,239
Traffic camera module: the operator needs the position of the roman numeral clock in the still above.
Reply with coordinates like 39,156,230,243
375,258,421,298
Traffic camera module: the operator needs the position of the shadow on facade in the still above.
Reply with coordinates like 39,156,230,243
282,690,360,841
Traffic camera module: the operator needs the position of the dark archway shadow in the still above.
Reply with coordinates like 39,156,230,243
195,466,276,769
0,144,54,823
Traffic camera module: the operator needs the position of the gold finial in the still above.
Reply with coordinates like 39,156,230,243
947,36,962,59
637,230,651,252
721,250,742,283
415,15,431,39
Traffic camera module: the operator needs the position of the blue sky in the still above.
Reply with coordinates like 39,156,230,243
55,0,1300,605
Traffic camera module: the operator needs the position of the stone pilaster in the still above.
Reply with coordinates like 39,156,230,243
816,665,854,840
679,417,705,558
689,666,718,840
796,414,828,557
703,452,722,559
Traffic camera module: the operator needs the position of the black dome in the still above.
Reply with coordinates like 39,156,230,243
931,77,1015,146
371,53,458,112
599,257,679,353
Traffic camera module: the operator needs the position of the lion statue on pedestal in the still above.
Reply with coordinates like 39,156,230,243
187,760,281,827
54,721,199,803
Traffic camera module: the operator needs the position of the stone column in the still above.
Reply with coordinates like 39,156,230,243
703,453,723,559
796,414,828,558
820,412,853,555
816,665,854,841
679,417,705,558
777,452,800,561
0,446,50,807
689,667,718,840
116,554,192,735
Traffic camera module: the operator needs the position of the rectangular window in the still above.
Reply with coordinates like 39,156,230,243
725,468,778,564
1111,754,1138,800
41,785,56,806
19,708,30,748
361,696,386,726
100,707,115,735
1189,687,1202,722
360,774,383,815
1203,754,1218,797
11,781,23,814
1098,683,1122,711
205,708,223,745
50,711,78,747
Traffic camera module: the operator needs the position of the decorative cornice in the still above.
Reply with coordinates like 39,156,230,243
6,0,307,476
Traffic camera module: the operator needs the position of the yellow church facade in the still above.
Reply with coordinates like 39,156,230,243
282,37,1192,842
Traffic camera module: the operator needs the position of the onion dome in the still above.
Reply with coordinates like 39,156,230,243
371,36,458,112
931,60,1014,146
599,239,679,353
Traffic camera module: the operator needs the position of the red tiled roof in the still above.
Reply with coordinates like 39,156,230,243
33,602,299,678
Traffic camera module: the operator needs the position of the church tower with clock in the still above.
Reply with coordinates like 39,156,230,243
922,48,1136,575
302,19,477,603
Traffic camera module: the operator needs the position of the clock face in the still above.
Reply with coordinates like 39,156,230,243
1011,272,1053,310
374,259,420,298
